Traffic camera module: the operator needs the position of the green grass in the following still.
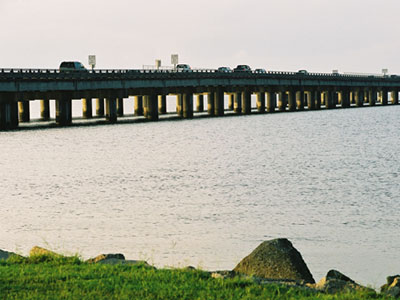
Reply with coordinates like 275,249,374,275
0,255,390,300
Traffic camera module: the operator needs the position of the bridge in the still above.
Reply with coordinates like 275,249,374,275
0,68,399,130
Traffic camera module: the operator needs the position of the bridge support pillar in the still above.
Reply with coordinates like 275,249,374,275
288,90,296,111
368,90,377,106
18,101,30,122
266,91,276,112
134,96,144,116
341,90,350,108
105,97,117,123
143,94,159,121
278,92,287,111
228,94,234,110
326,91,336,109
391,90,398,105
82,98,92,119
380,90,388,105
158,95,167,114
314,91,321,109
215,89,224,116
355,90,364,107
0,100,18,130
182,93,193,118
307,91,315,110
40,99,50,120
242,90,251,114
116,98,124,117
176,94,183,117
256,92,265,113
56,98,72,126
207,92,215,116
296,91,305,111
234,92,242,114
96,98,105,117
196,95,204,112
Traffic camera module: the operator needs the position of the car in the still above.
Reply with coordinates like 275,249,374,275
59,61,87,72
233,65,252,72
254,68,267,74
297,69,308,75
217,67,232,73
176,64,192,72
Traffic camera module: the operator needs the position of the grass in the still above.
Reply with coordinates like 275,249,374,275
0,254,391,300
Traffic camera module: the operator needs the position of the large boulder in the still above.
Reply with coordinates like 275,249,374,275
312,270,374,294
233,238,315,283
381,275,400,298
29,246,61,257
87,253,151,267
0,249,18,261
87,253,125,264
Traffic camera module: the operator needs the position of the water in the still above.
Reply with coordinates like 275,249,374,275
1,104,400,288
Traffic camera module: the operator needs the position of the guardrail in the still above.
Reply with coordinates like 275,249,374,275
0,68,397,80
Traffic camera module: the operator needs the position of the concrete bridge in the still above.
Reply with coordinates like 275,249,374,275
0,68,399,130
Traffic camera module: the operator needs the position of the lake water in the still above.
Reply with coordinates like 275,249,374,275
1,101,399,288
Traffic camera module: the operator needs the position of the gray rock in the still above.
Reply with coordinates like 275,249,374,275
381,276,400,298
312,270,374,295
0,249,18,261
87,253,125,264
233,238,315,283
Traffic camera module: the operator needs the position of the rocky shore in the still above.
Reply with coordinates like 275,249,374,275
1,238,399,298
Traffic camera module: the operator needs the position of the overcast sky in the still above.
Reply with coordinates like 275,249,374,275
1,0,400,74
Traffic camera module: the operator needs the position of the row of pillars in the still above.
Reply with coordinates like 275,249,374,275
1,89,398,129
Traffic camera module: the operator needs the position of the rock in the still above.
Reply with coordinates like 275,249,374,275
233,238,315,283
210,270,236,279
87,253,125,264
381,276,400,298
29,246,61,257
97,259,149,266
0,249,18,260
312,270,373,295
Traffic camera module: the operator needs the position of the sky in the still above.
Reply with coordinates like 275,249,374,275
1,0,400,74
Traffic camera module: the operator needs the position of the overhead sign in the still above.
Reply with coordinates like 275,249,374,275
88,55,96,69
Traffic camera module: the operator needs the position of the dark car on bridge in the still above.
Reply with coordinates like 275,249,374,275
59,61,87,72
234,65,252,72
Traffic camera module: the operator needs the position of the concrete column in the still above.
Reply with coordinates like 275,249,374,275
307,91,315,110
350,91,354,104
196,95,204,112
82,98,92,119
18,101,30,122
176,94,183,117
368,90,377,106
391,90,399,105
266,91,276,112
234,91,242,114
325,91,335,109
143,94,159,121
0,101,18,130
256,92,265,113
215,89,225,116
341,90,350,108
182,93,193,118
295,91,305,111
95,98,104,117
381,90,388,105
207,92,215,116
40,99,50,120
242,90,251,114
355,90,364,107
287,90,295,111
105,97,117,123
134,96,144,116
333,92,339,105
278,92,287,111
116,98,124,117
56,98,72,126
228,94,234,110
315,91,322,109
158,95,167,114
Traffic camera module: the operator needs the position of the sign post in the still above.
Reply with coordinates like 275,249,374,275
171,54,178,70
88,55,96,70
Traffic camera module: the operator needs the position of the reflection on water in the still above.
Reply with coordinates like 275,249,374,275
1,105,399,287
